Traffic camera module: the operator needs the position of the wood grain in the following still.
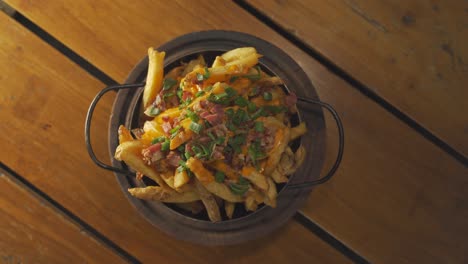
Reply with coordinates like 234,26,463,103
0,171,125,264
0,12,350,264
247,0,468,157
3,0,468,263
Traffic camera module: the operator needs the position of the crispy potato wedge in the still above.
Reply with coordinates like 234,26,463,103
142,48,165,109
271,168,289,183
224,201,235,219
205,181,244,203
245,194,258,212
128,186,199,203
186,157,215,183
264,118,291,175
211,56,226,67
289,122,307,141
241,166,268,191
221,47,261,68
114,141,169,189
174,169,190,188
195,180,221,222
182,55,206,76
264,177,278,208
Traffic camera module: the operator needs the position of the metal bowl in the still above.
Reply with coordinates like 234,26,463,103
103,31,329,245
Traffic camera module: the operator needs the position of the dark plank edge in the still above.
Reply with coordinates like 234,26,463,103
294,213,370,264
233,0,468,166
0,162,140,264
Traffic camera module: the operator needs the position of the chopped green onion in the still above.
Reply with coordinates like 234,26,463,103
163,92,174,99
161,140,170,151
263,92,273,101
225,87,237,97
169,125,181,135
225,108,234,117
203,67,210,79
208,132,216,141
151,136,165,144
195,90,205,97
186,109,199,122
205,85,213,92
247,102,257,112
184,151,191,160
238,176,249,185
214,136,225,145
234,96,248,107
250,107,265,120
176,89,183,100
196,73,204,82
226,122,237,132
229,76,239,83
254,121,264,132
162,78,177,91
249,86,260,97
145,106,161,117
189,122,202,134
232,109,249,126
215,171,225,183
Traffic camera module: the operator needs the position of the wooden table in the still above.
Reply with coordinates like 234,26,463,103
0,0,466,263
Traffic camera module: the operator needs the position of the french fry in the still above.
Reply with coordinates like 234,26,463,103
128,186,199,203
241,166,268,191
289,122,307,141
195,180,221,222
118,125,133,144
182,55,206,76
115,141,168,189
245,194,258,212
142,48,165,109
221,47,261,68
160,170,177,190
271,168,289,183
209,161,239,180
174,169,189,188
211,56,226,67
264,117,291,175
264,177,277,208
224,201,235,219
185,157,215,183
205,181,244,202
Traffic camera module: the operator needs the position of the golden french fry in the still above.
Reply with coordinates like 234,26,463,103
128,186,199,203
115,141,168,189
142,48,165,109
205,181,244,203
186,157,215,183
160,170,178,190
195,180,221,222
224,201,235,219
211,56,226,67
209,161,239,180
221,47,261,68
271,168,289,183
182,55,206,76
264,177,277,208
285,146,306,175
289,122,307,142
241,166,268,191
118,125,133,144
264,117,291,175
245,194,258,212
174,169,189,188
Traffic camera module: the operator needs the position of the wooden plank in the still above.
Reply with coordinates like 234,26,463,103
3,0,468,263
0,171,125,263
246,0,468,157
0,12,350,264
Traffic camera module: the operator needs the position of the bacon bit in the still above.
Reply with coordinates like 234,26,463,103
284,93,297,107
182,91,192,101
212,146,225,160
142,143,162,165
162,122,172,133
199,100,209,109
136,172,144,181
166,151,181,167
162,115,170,122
